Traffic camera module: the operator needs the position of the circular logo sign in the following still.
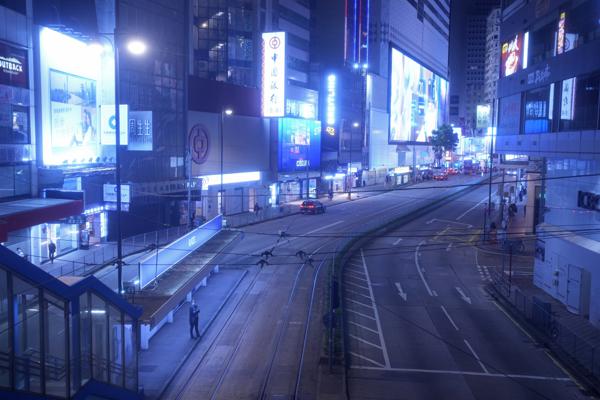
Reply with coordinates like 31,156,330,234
189,124,210,164
269,36,281,50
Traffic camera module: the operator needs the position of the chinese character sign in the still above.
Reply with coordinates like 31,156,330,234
262,32,286,117
128,111,153,151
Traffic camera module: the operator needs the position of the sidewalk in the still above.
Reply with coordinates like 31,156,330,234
138,267,247,399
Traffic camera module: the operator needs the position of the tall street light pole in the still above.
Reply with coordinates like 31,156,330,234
95,4,147,294
349,121,360,200
220,108,233,215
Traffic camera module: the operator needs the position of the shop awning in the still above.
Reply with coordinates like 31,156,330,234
0,198,83,242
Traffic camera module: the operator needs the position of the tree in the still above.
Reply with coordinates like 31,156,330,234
430,124,458,167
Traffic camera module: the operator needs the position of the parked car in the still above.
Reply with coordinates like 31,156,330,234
300,200,326,214
447,167,459,175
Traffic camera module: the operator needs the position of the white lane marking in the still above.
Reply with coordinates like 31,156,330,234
349,352,386,368
455,287,472,304
426,218,473,227
349,334,383,349
349,366,571,381
344,289,372,300
446,243,453,252
456,197,488,221
414,241,434,297
394,282,407,301
431,290,438,297
464,339,489,373
305,220,345,235
440,305,459,331
348,321,379,335
346,308,376,321
345,280,370,291
360,249,391,369
393,237,403,245
346,298,374,309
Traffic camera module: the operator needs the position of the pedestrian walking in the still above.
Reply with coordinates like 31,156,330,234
48,241,56,264
189,301,200,339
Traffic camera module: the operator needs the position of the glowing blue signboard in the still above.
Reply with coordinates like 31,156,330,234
278,118,321,173
326,74,336,127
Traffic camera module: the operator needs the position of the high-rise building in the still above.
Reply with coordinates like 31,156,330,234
449,0,500,134
191,0,258,87
484,8,501,108
495,0,600,327
367,0,450,176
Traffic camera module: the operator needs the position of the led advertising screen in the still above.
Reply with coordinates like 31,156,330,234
262,32,286,117
39,27,116,166
501,34,522,77
278,118,321,173
389,48,448,143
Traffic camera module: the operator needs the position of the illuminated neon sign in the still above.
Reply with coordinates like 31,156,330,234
262,32,286,117
326,74,336,127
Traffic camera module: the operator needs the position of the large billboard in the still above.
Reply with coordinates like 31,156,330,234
389,48,448,144
39,27,115,166
262,32,286,117
278,118,321,173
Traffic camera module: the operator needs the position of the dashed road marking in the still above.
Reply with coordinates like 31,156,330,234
349,352,385,368
346,308,376,321
464,339,489,374
441,305,459,331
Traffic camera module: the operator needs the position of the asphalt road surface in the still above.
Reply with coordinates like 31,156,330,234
343,178,590,400
161,176,493,400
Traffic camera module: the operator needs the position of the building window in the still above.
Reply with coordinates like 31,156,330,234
13,277,42,393
556,1,600,54
44,292,67,398
0,268,9,389
559,74,599,131
0,105,29,144
523,85,552,134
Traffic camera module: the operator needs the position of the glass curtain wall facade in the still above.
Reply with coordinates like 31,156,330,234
0,262,138,398
192,0,256,86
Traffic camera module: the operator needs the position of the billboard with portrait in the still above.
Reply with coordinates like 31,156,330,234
501,34,522,77
39,27,116,166
278,118,321,173
389,48,448,144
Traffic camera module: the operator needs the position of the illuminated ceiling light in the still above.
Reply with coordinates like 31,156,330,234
224,108,233,116
201,22,208,28
127,39,147,55
353,63,359,69
353,122,360,128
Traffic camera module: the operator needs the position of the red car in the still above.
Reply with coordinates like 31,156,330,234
300,200,326,214
433,170,448,181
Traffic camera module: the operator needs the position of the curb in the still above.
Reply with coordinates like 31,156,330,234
153,269,249,399
230,184,414,228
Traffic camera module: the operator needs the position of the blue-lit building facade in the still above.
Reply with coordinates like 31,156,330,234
0,0,188,266
494,0,600,326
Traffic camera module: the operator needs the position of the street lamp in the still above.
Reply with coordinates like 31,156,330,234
349,122,360,200
91,25,147,295
220,108,233,215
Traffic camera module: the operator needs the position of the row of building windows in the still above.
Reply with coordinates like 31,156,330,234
498,72,600,135
526,0,600,67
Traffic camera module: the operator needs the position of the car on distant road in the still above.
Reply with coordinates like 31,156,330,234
300,200,326,214
432,169,448,181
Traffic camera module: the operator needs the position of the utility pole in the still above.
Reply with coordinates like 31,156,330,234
114,2,123,295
